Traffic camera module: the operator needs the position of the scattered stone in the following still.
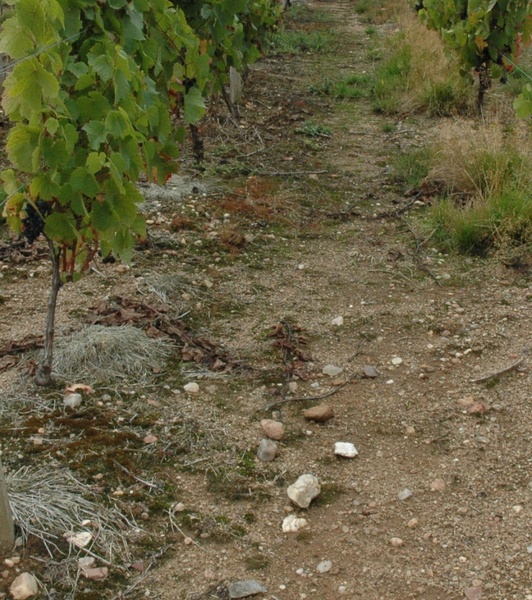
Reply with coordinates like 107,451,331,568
228,579,268,598
407,518,419,528
288,381,298,393
287,474,321,509
362,365,379,378
467,401,488,415
527,544,532,554
331,316,344,326
303,405,334,422
430,479,445,492
10,573,38,600
334,442,358,458
257,439,278,462
512,505,523,514
464,586,483,600
390,537,404,547
3,559,14,568
143,435,158,444
338,585,347,594
405,425,416,436
397,488,412,501
82,567,109,581
322,364,343,377
183,382,199,394
391,357,403,366
78,557,95,571
260,419,284,440
282,515,308,533
316,560,332,573
64,393,83,409
65,531,92,548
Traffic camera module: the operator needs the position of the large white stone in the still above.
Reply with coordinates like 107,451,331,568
10,573,38,600
287,474,321,508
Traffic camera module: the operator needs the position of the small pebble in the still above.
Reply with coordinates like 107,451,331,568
260,419,284,440
407,518,419,528
64,393,83,409
334,442,358,458
183,382,199,394
398,488,412,501
257,438,278,462
362,365,379,378
322,364,343,377
430,479,445,492
391,357,403,366
331,316,344,326
316,560,332,573
303,404,334,422
390,537,404,547
282,515,307,533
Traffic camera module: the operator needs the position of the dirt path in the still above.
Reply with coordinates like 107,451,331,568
143,2,531,600
0,1,530,599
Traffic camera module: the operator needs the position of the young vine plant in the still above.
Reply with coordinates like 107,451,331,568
0,0,280,384
415,0,532,110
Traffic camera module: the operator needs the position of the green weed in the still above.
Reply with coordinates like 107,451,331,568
390,147,431,189
295,120,332,137
268,30,335,55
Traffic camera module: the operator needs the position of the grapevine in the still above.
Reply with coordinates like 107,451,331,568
0,0,280,385
415,0,532,110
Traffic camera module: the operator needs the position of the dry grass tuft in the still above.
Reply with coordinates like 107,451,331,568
52,325,173,383
7,466,133,562
426,119,532,198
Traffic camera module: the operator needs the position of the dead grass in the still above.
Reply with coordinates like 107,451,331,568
426,119,532,198
7,466,133,561
51,325,173,384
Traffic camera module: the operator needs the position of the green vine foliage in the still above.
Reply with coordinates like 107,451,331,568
179,0,281,92
0,0,280,279
416,0,532,107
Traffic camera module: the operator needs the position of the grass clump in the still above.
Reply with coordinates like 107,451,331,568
310,73,372,100
390,147,432,189
426,121,532,255
268,29,334,55
372,14,469,115
52,324,173,383
295,120,332,137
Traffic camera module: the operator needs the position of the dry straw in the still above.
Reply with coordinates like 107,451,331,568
52,325,173,383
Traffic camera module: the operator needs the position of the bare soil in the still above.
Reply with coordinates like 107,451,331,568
0,1,530,599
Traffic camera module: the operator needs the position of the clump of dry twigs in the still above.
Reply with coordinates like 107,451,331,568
7,466,134,563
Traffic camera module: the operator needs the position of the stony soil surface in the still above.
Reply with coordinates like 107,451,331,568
0,1,530,600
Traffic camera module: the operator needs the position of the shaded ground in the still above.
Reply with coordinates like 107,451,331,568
0,1,530,599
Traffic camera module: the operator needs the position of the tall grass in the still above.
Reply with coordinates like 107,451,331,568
427,121,532,255
372,13,470,115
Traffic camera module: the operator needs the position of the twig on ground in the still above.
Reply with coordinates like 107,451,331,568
260,170,329,177
471,357,524,383
113,461,162,490
261,374,359,412
398,218,442,286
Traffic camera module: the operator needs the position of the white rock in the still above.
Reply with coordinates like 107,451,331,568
287,474,321,508
282,515,308,532
331,316,344,326
397,488,412,501
391,357,403,366
183,382,200,393
64,393,83,408
78,557,95,571
288,381,298,392
390,537,404,547
316,560,332,573
322,364,343,377
10,573,38,600
229,580,268,598
65,531,92,548
334,442,358,458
